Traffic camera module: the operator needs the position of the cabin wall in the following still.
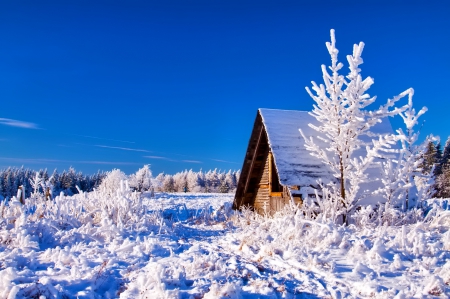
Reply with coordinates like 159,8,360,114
254,151,270,214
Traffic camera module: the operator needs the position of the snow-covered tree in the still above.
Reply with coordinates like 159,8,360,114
205,169,220,192
154,173,166,192
187,170,204,193
162,174,175,192
129,164,152,192
376,90,434,211
435,164,450,198
441,137,450,166
300,29,425,223
173,171,188,192
420,141,440,175
29,171,43,196
225,170,237,192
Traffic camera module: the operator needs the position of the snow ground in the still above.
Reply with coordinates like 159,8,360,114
1,192,449,298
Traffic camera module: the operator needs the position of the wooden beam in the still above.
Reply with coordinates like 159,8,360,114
268,151,272,193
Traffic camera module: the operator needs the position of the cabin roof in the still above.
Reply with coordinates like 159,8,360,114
259,108,395,204
259,108,335,187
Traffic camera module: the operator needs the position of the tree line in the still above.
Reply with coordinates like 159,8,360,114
0,166,241,200
0,167,106,200
153,169,241,193
420,137,450,198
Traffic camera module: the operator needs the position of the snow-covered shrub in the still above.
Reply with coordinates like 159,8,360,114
99,169,127,196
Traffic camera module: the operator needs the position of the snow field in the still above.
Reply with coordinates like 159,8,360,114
1,190,449,298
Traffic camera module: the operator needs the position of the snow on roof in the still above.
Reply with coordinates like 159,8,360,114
259,108,395,205
259,108,334,187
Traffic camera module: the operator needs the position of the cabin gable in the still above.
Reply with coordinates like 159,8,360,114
233,110,296,215
233,108,396,215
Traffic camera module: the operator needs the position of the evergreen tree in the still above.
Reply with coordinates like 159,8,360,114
435,142,443,175
435,163,450,198
441,137,450,167
420,141,438,175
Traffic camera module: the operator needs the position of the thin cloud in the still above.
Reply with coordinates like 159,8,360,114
73,134,135,144
96,145,151,153
144,155,176,162
182,160,202,164
78,161,140,165
211,159,239,164
0,118,39,129
0,158,61,164
0,157,140,166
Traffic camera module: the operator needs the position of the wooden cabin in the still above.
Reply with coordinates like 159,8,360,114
233,108,393,215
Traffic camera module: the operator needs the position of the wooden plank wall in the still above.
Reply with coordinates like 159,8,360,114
254,151,270,214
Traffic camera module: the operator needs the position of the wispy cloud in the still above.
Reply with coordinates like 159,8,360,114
0,118,39,129
211,159,239,164
144,156,202,163
78,161,140,165
73,134,135,144
0,158,61,164
0,157,140,166
145,155,181,162
96,145,151,153
182,160,202,164
144,155,174,161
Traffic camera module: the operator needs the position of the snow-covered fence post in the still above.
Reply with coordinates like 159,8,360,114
17,185,25,205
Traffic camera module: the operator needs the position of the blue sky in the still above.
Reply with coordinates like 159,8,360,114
0,0,449,175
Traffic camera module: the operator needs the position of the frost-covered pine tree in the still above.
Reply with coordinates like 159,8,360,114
436,164,450,198
441,137,450,166
420,141,439,175
300,29,418,223
29,171,43,196
376,90,434,211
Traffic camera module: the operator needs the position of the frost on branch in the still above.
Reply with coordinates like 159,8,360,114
301,29,430,224
375,89,436,221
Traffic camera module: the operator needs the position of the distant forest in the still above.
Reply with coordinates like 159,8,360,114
3,136,449,201
0,167,106,200
152,169,241,193
0,166,241,200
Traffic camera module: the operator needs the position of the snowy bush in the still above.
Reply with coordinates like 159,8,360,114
0,188,449,297
99,169,128,196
